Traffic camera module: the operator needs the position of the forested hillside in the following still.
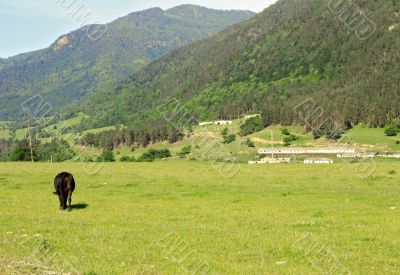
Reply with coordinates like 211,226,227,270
0,5,254,120
81,0,399,130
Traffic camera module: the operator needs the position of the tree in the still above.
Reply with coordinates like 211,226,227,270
239,117,264,136
99,150,115,162
138,149,171,162
223,134,236,144
243,138,255,147
178,145,192,158
281,128,290,135
283,136,292,147
385,125,398,136
10,146,32,161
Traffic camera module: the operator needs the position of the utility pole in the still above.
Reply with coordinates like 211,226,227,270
27,121,34,162
271,131,274,159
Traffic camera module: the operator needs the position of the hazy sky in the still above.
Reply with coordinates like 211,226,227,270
0,0,277,58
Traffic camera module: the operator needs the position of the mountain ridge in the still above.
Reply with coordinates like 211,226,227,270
0,5,255,120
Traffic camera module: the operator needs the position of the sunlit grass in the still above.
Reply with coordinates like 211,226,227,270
342,125,400,151
0,161,399,274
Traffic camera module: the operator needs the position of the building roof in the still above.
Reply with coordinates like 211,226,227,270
259,147,355,151
304,158,333,161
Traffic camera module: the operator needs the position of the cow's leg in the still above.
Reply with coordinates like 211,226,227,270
62,191,67,210
58,194,64,210
67,190,72,208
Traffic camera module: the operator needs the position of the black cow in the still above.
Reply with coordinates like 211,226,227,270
53,172,75,210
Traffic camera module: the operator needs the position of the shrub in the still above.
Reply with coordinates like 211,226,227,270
283,134,299,146
99,150,115,162
120,156,134,162
389,170,396,175
312,130,323,139
243,138,255,147
221,127,236,144
385,125,398,136
283,136,292,146
239,117,264,136
35,138,75,162
10,147,33,161
223,134,236,144
138,149,171,162
178,145,192,158
281,128,290,136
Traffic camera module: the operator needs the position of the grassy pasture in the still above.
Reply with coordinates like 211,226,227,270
343,125,400,151
0,161,399,274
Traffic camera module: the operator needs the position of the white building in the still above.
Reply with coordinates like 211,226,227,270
258,147,356,155
377,153,400,159
249,157,291,164
337,153,375,158
199,120,232,126
214,120,232,125
244,114,261,119
198,122,214,126
304,158,334,164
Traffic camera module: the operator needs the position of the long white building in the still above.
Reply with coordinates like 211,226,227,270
199,120,232,126
258,147,357,155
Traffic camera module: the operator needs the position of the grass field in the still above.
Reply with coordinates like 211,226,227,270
1,161,399,274
343,125,400,151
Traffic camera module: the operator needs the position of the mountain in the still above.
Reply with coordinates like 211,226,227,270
80,0,399,129
0,5,255,120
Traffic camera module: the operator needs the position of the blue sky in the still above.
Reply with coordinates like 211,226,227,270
0,0,277,58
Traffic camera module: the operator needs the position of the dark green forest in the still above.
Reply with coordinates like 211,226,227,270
78,0,399,132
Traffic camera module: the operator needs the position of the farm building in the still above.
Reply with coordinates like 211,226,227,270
214,120,232,125
377,153,400,158
337,153,375,158
249,157,291,164
304,158,334,164
198,120,232,126
244,114,261,119
258,147,356,155
198,122,214,126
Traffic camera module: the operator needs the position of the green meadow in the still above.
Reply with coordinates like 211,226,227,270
0,161,399,274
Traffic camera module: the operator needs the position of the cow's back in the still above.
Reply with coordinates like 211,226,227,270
54,172,75,192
